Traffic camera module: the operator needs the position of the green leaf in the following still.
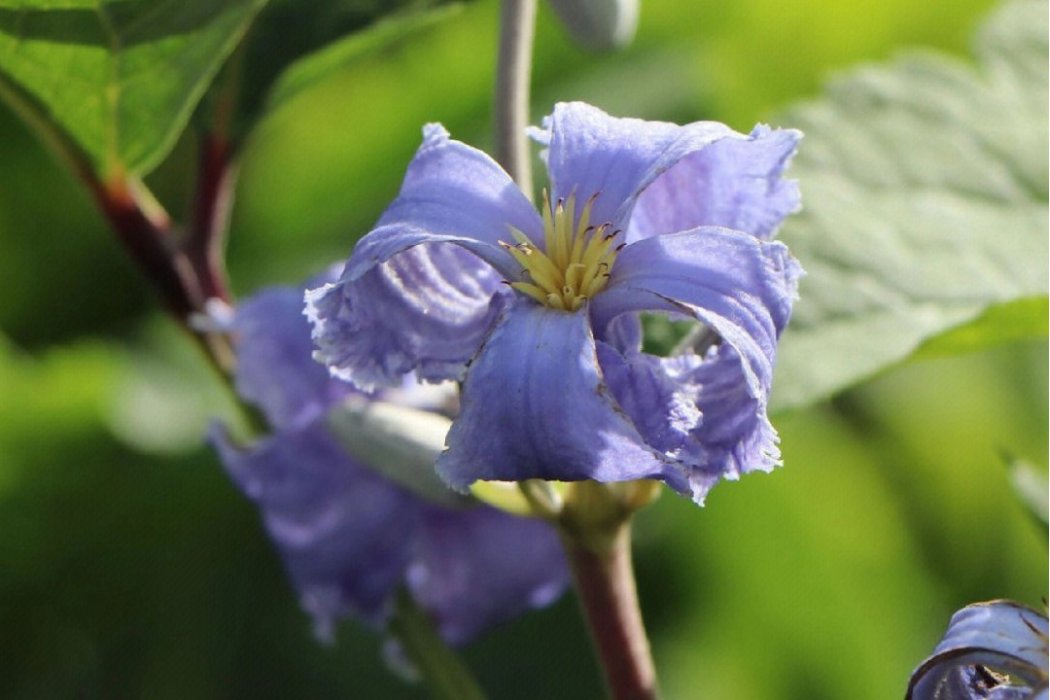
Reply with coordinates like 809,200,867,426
772,0,1049,412
264,3,462,115
0,0,266,178
911,296,1048,360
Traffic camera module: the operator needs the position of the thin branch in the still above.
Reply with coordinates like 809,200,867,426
186,133,237,302
388,589,488,700
493,0,537,197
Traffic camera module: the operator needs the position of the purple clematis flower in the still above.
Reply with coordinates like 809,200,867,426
907,600,1048,700
308,101,802,504
210,275,567,644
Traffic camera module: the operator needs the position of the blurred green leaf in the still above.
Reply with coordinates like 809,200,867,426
911,296,1049,360
264,4,461,116
105,321,239,455
0,0,266,178
772,0,1048,412
1002,451,1049,528
236,0,463,131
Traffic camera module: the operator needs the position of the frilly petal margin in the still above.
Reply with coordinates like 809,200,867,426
307,122,547,390
676,342,782,501
593,227,801,402
595,341,780,504
436,301,687,492
907,601,1049,700
210,422,420,641
594,343,702,464
307,243,509,390
345,123,542,283
408,506,569,646
626,124,802,244
235,282,352,430
590,228,800,502
539,102,740,230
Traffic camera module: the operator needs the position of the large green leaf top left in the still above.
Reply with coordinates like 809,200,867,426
0,0,266,178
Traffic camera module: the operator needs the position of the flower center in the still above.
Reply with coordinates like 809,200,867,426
501,191,623,311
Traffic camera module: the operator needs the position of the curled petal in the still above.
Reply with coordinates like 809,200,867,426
234,283,352,430
408,506,569,646
210,423,420,640
307,124,547,389
540,102,739,229
436,302,685,491
627,124,802,243
593,228,801,402
598,312,643,353
677,343,782,501
597,340,780,503
307,243,508,390
595,342,702,460
908,601,1049,700
345,123,542,282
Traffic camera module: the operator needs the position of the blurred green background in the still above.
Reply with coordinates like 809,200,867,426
0,0,1045,698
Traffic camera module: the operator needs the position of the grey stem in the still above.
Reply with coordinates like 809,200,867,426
494,0,537,198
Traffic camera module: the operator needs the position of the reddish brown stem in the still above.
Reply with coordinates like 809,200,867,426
89,174,237,377
91,176,203,319
563,524,658,700
186,133,237,302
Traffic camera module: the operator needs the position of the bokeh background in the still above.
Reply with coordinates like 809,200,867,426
0,0,1045,698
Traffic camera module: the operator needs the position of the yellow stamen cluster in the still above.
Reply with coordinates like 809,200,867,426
501,191,622,311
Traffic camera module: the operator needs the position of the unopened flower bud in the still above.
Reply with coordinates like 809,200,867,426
546,0,640,51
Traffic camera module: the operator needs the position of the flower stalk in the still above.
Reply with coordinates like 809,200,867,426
561,519,658,700
554,481,659,700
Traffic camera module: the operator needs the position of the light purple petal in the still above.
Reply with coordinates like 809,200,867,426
210,423,420,640
596,340,780,503
676,342,782,500
541,102,739,229
307,123,547,389
595,342,702,460
307,243,509,390
346,123,542,282
408,506,569,646
589,228,799,501
593,228,801,403
234,283,353,430
626,124,801,243
436,301,686,491
598,312,643,353
908,601,1049,700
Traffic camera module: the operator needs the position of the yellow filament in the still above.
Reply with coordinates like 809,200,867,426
501,191,622,311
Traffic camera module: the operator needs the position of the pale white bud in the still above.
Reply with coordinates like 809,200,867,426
546,0,640,50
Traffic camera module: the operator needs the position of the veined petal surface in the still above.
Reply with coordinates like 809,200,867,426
593,227,801,401
308,243,507,389
346,123,542,282
626,125,802,243
541,102,739,229
436,302,685,491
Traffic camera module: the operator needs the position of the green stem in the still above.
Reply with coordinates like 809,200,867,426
493,0,537,197
388,589,488,700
